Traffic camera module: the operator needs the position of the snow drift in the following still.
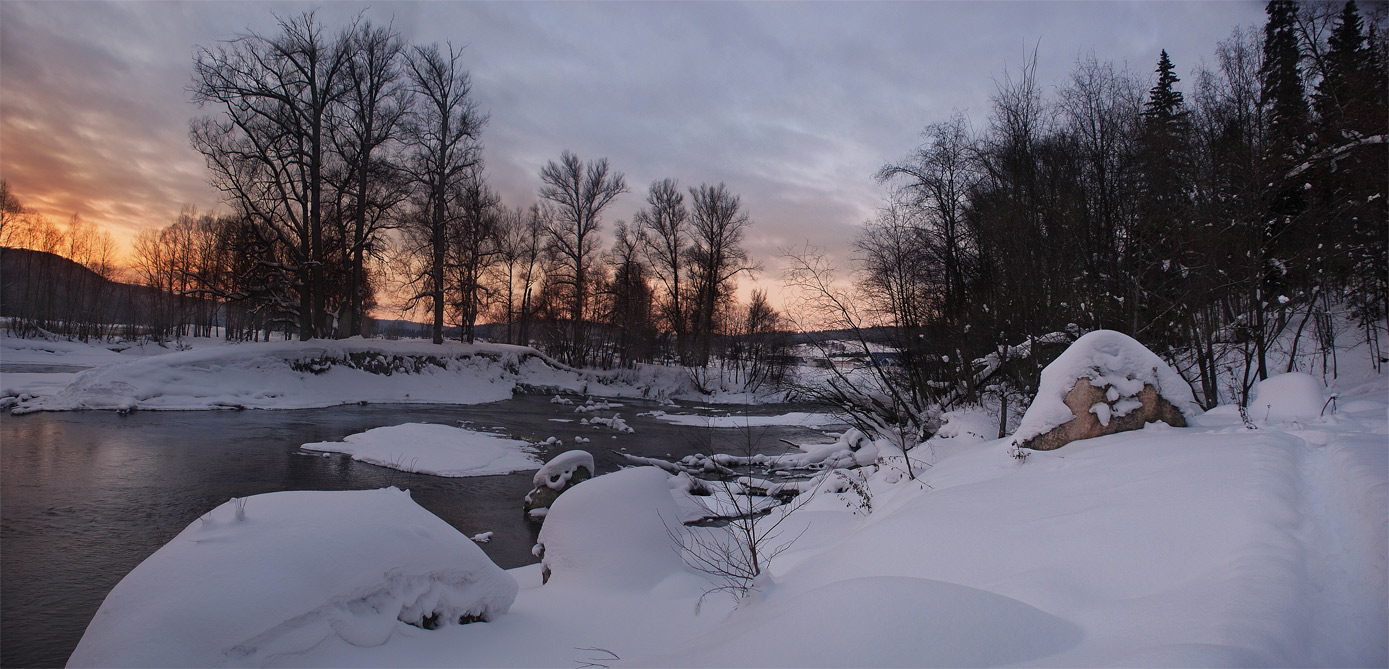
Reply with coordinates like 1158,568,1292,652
68,488,518,668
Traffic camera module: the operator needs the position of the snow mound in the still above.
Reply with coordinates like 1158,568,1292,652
643,576,1082,667
1251,372,1327,422
532,450,594,490
536,467,693,590
1011,330,1199,446
302,423,542,477
68,488,517,668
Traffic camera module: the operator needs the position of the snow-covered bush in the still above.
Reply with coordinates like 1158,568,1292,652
68,488,517,668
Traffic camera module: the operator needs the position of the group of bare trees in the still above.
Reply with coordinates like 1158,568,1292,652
796,0,1385,434
4,11,785,378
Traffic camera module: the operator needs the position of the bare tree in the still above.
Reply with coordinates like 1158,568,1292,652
448,172,501,343
402,42,485,344
190,11,352,339
604,220,655,366
0,181,22,248
876,111,980,330
687,182,756,368
782,245,929,480
634,178,690,362
330,19,410,338
537,151,627,366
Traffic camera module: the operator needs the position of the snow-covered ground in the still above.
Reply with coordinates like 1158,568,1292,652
68,353,1387,667
0,334,784,413
302,423,542,477
10,322,1387,667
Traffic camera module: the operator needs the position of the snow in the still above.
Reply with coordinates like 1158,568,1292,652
0,372,76,403
302,423,542,477
1251,371,1328,423
583,413,635,432
535,466,695,591
38,320,1389,668
531,450,594,490
69,371,1388,666
649,410,844,428
1010,329,1200,446
68,488,518,668
637,577,1083,667
2,335,779,414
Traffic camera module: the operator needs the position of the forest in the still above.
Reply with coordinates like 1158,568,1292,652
1,0,1384,414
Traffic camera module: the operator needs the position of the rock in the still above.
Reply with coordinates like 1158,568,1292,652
523,450,594,520
1010,330,1200,452
1021,377,1187,451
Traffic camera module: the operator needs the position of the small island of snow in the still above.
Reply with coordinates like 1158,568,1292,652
303,423,542,477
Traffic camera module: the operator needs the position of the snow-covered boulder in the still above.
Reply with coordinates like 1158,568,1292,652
535,466,692,589
1250,372,1327,422
1012,330,1199,451
524,450,594,519
68,488,517,668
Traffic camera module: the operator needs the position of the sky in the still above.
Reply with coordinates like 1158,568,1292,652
0,0,1267,306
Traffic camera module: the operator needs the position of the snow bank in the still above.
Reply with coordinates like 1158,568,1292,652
68,488,517,668
1011,330,1199,446
12,339,568,413
650,410,843,428
535,467,693,590
0,331,129,368
302,423,541,477
8,337,791,413
1251,372,1327,423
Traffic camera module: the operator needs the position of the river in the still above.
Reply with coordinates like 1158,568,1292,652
0,395,835,668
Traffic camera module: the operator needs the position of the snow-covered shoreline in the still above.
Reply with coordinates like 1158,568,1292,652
1,335,785,414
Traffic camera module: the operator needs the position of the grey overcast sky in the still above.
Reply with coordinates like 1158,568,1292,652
0,0,1266,300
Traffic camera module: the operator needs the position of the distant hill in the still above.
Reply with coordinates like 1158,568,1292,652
0,247,151,323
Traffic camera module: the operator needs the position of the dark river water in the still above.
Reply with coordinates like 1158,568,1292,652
0,394,835,668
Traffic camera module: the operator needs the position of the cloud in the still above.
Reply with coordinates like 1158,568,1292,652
1,0,1266,301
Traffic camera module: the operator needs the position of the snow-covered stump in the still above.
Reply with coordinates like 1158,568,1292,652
1011,330,1200,451
68,488,517,668
523,450,594,522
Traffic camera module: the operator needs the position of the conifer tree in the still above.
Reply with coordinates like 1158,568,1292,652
1311,0,1389,339
1133,50,1194,348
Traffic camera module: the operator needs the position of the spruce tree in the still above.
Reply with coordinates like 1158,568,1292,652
1311,0,1389,336
1261,0,1310,154
1258,0,1311,294
1133,50,1194,348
